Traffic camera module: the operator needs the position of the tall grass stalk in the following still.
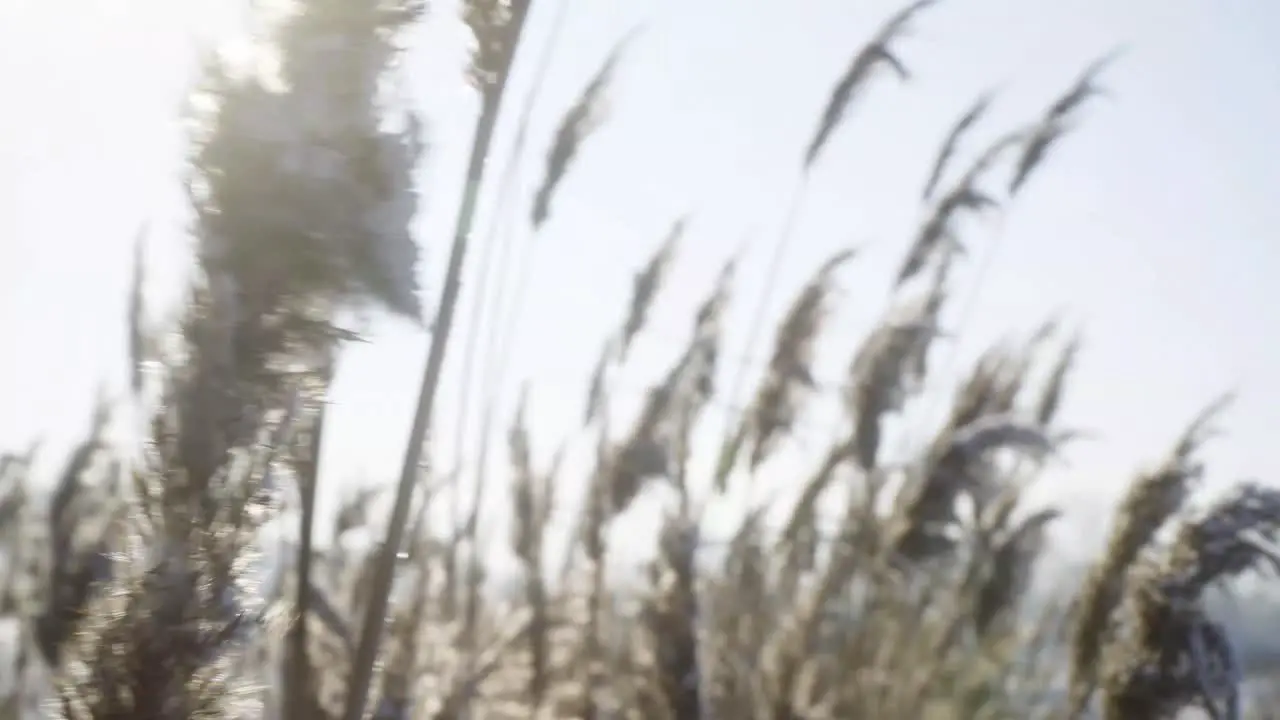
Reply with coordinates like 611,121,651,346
342,2,535,718
449,0,573,493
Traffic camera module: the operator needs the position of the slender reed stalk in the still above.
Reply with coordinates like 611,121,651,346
342,3,536,719
449,0,574,541
284,378,328,720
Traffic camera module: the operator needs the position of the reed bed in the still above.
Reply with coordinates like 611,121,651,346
0,0,1274,719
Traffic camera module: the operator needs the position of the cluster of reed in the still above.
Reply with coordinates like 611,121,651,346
0,0,1276,719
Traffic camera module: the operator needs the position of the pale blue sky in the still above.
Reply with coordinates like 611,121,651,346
1,0,1278,564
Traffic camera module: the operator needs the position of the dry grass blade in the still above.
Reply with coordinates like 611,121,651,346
0,449,30,540
846,275,948,470
895,132,1018,287
127,225,149,396
922,90,996,202
945,338,1023,431
606,381,677,518
672,257,739,491
947,413,1060,462
1010,49,1120,196
685,257,738,493
37,396,111,669
1101,483,1280,720
1035,331,1080,426
889,411,1061,564
583,336,618,427
688,257,736,403
506,385,559,708
531,31,636,229
803,0,939,169
580,236,723,527
52,379,311,719
506,393,554,706
972,507,1059,635
508,389,537,562
777,440,854,583
621,218,683,359
641,511,701,720
1046,49,1123,128
745,249,856,471
1067,394,1232,718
